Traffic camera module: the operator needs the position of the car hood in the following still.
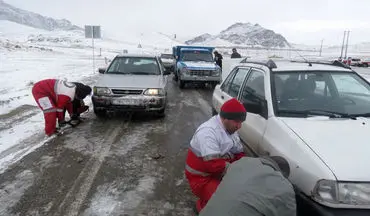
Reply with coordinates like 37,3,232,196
280,116,370,181
96,74,164,89
181,61,218,70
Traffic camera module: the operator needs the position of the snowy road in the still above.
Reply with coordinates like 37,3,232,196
0,78,215,216
0,59,369,216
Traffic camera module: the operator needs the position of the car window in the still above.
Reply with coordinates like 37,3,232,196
272,71,370,116
181,51,213,62
106,57,160,75
314,80,331,96
240,70,265,105
227,68,250,98
332,74,370,96
221,68,237,92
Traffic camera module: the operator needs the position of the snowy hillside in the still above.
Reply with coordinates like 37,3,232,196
186,22,290,48
0,0,82,31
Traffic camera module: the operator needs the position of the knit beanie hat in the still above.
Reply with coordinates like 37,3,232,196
219,98,247,121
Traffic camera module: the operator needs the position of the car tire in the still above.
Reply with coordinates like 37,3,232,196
157,108,165,118
94,108,107,117
212,107,218,116
364,63,369,68
173,71,179,82
179,80,185,89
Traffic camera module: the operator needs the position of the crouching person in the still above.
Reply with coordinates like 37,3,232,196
32,79,92,136
185,98,247,213
199,156,296,216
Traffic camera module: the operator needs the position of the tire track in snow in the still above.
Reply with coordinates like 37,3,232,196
54,113,132,216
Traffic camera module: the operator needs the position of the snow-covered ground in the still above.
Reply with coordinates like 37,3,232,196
0,20,180,173
1,19,370,175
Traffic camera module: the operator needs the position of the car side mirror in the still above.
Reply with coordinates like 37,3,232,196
243,99,268,118
98,68,106,74
243,101,262,114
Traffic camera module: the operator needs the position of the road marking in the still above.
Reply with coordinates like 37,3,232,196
55,114,132,216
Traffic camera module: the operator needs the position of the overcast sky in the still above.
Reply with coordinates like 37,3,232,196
6,0,370,45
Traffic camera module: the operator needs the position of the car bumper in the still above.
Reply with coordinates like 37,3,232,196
296,191,370,216
92,95,166,112
163,63,174,68
180,75,221,82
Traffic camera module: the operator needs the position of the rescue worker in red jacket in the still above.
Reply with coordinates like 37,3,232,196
32,79,92,136
185,98,247,213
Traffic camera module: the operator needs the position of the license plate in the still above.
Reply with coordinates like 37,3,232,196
112,98,139,105
195,77,206,81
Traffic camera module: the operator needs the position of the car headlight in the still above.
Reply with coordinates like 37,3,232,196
143,88,165,96
93,87,111,95
180,67,189,75
213,68,221,76
313,180,370,207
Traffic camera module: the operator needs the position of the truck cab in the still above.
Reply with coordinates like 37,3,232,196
172,46,222,89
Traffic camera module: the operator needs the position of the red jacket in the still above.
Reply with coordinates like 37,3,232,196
185,115,245,196
32,79,76,135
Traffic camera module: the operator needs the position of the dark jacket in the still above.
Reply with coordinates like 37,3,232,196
214,52,223,68
231,52,242,58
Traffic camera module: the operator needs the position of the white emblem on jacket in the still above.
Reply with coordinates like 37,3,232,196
55,80,76,100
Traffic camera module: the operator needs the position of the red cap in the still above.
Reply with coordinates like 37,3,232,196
220,98,247,121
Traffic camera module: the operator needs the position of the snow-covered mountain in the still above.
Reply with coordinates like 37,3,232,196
0,0,82,31
186,22,290,48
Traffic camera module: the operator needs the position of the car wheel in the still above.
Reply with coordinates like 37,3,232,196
212,107,218,116
157,108,165,118
173,71,179,82
179,80,185,89
94,108,107,117
364,63,369,67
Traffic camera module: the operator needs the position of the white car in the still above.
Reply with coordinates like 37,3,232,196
92,54,170,117
212,59,370,215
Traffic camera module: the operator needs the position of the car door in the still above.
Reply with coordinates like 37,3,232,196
212,67,250,112
157,57,168,92
237,68,268,155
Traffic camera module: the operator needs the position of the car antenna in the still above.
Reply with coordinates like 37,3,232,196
290,45,312,66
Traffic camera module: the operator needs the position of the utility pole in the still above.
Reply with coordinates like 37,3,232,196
340,31,346,59
344,31,350,59
319,39,324,57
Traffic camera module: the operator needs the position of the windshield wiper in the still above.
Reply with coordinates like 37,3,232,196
278,109,357,119
126,72,156,75
106,71,123,74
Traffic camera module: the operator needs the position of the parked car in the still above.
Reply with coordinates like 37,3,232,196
361,59,370,67
212,59,370,215
160,53,175,72
92,54,170,117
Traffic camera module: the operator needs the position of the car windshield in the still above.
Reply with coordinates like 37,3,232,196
181,51,213,62
106,57,160,75
160,54,174,59
272,71,370,117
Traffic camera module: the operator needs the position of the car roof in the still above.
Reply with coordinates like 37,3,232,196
115,53,158,58
180,48,211,52
236,59,353,73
